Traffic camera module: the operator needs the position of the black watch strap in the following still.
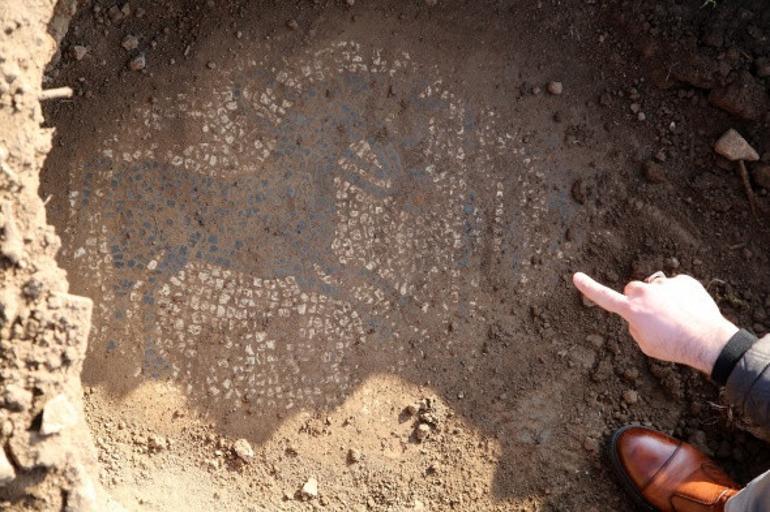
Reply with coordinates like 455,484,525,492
711,329,758,386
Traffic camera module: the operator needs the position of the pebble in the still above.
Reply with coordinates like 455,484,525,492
665,256,680,270
642,160,666,184
415,423,431,441
40,394,78,435
547,81,563,95
72,45,88,61
585,334,605,349
300,477,318,499
3,385,31,411
129,54,146,71
346,0,355,5
622,389,639,405
709,73,769,121
714,129,759,161
233,438,254,462
622,368,640,383
147,434,167,452
286,19,299,31
121,35,139,51
582,437,599,453
21,278,43,300
0,448,14,484
206,61,216,70
347,448,362,463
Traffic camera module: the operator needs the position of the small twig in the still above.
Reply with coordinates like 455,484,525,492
736,160,758,217
38,86,73,101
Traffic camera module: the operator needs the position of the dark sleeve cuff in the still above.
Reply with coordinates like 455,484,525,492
711,329,758,386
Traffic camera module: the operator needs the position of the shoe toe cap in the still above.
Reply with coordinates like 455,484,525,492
613,426,680,490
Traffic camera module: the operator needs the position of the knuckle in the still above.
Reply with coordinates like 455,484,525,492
624,281,646,295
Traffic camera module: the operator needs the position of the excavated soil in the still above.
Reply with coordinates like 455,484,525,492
24,0,770,510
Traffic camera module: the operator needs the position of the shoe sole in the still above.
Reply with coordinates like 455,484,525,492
607,425,659,512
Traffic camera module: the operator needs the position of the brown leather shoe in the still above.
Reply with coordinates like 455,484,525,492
609,426,739,511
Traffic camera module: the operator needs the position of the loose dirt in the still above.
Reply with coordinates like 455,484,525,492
2,0,769,510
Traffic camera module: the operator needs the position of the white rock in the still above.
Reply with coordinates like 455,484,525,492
40,394,78,435
121,35,139,51
415,423,431,441
4,384,31,411
72,45,88,61
129,54,146,71
233,438,254,462
547,81,563,95
714,129,759,161
300,477,318,499
0,448,15,485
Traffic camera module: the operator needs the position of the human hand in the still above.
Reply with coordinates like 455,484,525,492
572,272,739,375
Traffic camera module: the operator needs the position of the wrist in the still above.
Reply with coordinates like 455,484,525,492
695,319,739,375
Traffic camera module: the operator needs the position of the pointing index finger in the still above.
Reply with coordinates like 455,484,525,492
572,272,630,318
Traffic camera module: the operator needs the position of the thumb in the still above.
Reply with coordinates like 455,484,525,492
572,272,630,318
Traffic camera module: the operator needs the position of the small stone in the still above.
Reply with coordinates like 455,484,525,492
129,54,146,71
347,448,362,463
233,438,254,462
206,61,216,70
404,403,418,416
583,437,599,453
753,163,770,189
346,0,355,5
585,334,605,349
708,72,769,121
40,394,78,435
665,256,680,270
547,81,563,95
121,35,139,51
622,367,640,382
71,45,88,61
714,129,759,162
581,295,596,308
147,434,167,452
107,5,125,23
637,112,646,121
622,389,639,405
286,19,299,30
415,423,431,441
3,385,31,412
642,160,666,184
21,279,43,300
300,477,318,499
0,448,14,484
630,103,641,114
